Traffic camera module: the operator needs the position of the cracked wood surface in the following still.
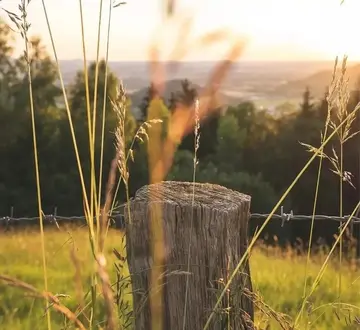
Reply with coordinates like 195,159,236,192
125,181,254,330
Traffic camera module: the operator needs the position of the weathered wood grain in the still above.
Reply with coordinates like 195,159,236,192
125,181,254,330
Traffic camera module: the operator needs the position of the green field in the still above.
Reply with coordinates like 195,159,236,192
0,227,360,329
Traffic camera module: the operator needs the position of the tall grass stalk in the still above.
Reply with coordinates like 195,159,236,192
148,117,165,330
112,82,129,227
40,0,117,325
182,98,200,330
278,58,360,325
110,82,130,329
334,58,348,300
299,55,360,324
77,0,104,324
18,1,51,328
109,117,163,216
38,8,96,322
92,0,104,242
78,0,98,258
332,58,349,299
302,57,339,300
322,56,358,300
37,11,97,322
111,82,133,229
40,0,92,235
203,101,360,330
95,81,147,330
110,83,163,327
294,199,360,327
97,0,113,235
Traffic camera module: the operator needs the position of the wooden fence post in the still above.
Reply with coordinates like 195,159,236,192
125,181,254,330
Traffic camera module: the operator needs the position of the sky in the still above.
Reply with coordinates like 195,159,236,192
0,0,359,61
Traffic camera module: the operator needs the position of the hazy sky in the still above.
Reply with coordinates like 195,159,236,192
0,0,359,61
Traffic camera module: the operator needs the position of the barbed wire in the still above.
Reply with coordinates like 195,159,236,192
0,213,126,229
1,206,360,229
251,213,360,225
252,206,360,227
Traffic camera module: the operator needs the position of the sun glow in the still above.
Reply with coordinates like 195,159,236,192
178,0,360,60
1,0,359,60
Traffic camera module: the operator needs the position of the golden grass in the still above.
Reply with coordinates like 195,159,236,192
0,227,129,330
1,228,360,329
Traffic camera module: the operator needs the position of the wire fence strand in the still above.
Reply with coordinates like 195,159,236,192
251,213,360,224
2,206,360,229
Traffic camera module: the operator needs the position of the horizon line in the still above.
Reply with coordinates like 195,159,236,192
58,58,360,63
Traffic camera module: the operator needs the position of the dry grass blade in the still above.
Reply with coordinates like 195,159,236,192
167,14,193,70
96,151,119,329
96,254,117,330
0,274,85,330
113,82,128,185
144,10,246,330
69,241,85,315
152,39,245,179
109,80,163,219
146,101,166,330
99,88,124,251
182,98,200,329
96,83,133,330
244,289,292,330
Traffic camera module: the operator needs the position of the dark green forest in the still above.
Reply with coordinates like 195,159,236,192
1,21,360,246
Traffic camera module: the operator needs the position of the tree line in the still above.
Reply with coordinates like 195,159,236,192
1,21,360,246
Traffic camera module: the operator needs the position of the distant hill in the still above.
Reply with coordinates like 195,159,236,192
128,79,198,108
128,79,242,119
272,63,360,99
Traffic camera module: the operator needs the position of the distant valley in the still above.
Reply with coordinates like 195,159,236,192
58,59,360,110
272,63,360,99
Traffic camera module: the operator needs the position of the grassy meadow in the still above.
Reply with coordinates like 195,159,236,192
1,227,360,329
2,1,360,329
